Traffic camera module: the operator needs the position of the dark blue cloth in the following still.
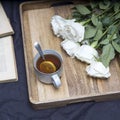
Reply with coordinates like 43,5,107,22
0,1,120,120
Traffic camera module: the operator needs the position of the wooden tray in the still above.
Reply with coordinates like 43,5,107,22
20,0,120,109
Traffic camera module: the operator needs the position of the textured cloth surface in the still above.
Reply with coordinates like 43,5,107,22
0,1,120,120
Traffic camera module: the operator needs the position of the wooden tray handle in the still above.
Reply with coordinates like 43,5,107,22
51,1,73,7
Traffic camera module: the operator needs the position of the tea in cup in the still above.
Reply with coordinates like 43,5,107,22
33,49,63,88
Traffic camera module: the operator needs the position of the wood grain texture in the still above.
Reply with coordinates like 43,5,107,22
20,0,120,109
0,2,14,37
0,36,18,82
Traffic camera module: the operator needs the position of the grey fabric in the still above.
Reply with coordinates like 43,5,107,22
0,1,120,120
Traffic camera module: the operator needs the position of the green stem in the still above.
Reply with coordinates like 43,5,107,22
109,22,120,41
82,6,113,25
82,19,91,25
94,20,120,48
97,6,113,17
100,19,119,39
110,9,120,19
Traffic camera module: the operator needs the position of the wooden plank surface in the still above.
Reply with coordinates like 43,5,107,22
0,36,18,82
20,1,120,109
0,2,14,37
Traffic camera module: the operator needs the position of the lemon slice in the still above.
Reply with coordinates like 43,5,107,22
39,61,56,73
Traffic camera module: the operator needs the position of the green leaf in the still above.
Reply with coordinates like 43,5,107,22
108,25,117,35
75,5,91,15
114,2,120,12
72,11,81,17
102,17,113,27
112,41,120,53
115,13,120,20
114,32,120,44
91,14,98,26
84,25,97,39
99,0,110,9
90,2,98,9
97,21,103,30
107,34,117,40
94,29,103,41
100,39,109,45
91,41,98,48
100,43,115,67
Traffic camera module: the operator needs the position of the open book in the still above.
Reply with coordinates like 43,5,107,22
0,2,17,82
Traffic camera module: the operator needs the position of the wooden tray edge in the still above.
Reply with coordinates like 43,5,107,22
30,91,120,109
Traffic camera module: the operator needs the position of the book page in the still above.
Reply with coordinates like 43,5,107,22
0,2,14,37
0,36,18,82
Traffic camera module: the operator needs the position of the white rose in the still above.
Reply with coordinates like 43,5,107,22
51,15,85,42
61,39,80,58
51,15,66,37
86,61,111,78
75,45,99,64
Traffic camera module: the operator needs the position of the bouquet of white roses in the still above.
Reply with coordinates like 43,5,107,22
51,0,120,78
72,0,120,67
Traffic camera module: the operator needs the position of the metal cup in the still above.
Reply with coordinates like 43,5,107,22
33,49,63,88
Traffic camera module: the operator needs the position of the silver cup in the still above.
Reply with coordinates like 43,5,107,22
33,49,63,88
